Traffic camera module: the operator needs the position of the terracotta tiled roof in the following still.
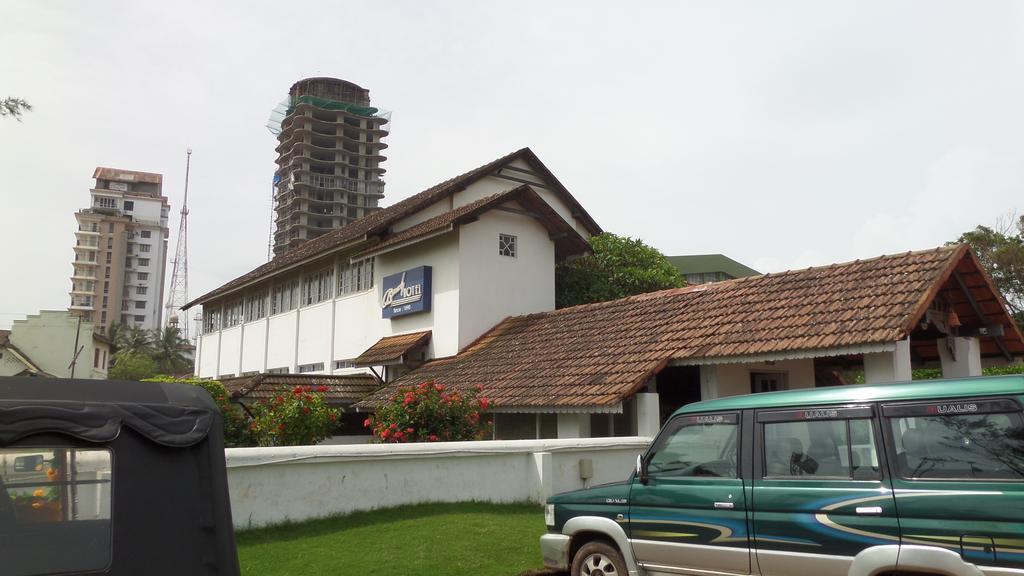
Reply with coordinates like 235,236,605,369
354,331,432,367
183,148,600,309
220,373,379,407
356,245,1024,410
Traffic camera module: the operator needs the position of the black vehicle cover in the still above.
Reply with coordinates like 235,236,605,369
0,377,241,576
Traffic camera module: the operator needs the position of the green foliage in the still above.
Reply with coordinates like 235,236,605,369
556,233,685,308
151,326,191,375
144,376,257,448
108,351,158,380
1,97,32,121
250,386,340,447
235,502,546,576
106,323,193,377
983,364,1024,376
952,215,1024,328
113,324,154,356
366,381,491,442
848,365,1024,385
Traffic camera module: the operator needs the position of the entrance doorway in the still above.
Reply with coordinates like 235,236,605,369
655,366,702,425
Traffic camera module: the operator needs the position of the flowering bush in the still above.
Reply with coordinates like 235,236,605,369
365,381,491,443
250,386,341,446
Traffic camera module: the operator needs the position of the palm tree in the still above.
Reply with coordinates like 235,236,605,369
115,324,153,357
151,326,191,375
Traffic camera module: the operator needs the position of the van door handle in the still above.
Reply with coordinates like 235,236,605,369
714,502,735,510
855,506,883,515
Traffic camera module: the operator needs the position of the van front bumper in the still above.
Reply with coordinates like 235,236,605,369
540,533,571,570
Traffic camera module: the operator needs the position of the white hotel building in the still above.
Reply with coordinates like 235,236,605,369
187,149,1024,441
186,148,601,381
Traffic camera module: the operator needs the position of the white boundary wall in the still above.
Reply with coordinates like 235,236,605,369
225,437,651,529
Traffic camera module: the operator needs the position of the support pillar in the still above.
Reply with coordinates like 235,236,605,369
635,392,660,438
700,365,719,400
864,338,912,383
530,451,553,504
937,336,982,378
557,413,592,439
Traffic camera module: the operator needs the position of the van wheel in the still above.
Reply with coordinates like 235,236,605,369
572,541,626,576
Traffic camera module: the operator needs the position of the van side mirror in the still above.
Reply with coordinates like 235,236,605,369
636,453,649,485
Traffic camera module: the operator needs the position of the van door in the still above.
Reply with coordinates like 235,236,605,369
629,412,750,575
752,405,899,576
882,397,1024,573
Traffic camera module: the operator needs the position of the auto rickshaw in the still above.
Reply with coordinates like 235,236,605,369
0,377,240,576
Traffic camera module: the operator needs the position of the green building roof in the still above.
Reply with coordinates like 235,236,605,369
668,254,760,279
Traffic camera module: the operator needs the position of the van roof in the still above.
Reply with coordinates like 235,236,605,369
673,375,1024,416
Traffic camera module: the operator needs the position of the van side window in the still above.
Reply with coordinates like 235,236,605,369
1,447,112,576
647,414,738,478
763,418,881,480
887,407,1024,480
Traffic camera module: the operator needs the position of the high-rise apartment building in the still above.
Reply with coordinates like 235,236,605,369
70,168,170,334
269,77,389,255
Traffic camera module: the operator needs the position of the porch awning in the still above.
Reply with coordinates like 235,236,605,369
353,331,432,367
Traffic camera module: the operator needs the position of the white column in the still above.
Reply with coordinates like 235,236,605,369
530,451,553,504
864,338,912,383
700,365,719,400
937,336,982,378
557,413,591,439
635,392,661,438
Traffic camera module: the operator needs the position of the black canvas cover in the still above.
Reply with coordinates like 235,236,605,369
0,377,240,576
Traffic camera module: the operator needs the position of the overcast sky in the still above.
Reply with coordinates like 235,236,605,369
2,1,1022,330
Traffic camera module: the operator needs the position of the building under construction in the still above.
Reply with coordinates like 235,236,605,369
268,77,390,256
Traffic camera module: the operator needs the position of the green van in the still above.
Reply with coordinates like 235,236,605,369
540,375,1024,576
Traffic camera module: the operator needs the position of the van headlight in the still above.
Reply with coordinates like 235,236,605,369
544,504,555,527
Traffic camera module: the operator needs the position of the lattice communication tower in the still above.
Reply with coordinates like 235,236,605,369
164,148,192,341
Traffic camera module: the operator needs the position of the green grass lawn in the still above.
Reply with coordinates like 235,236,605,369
235,502,551,576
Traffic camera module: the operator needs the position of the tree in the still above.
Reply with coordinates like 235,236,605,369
108,351,158,380
365,382,491,443
556,233,685,308
151,326,192,375
1,97,32,121
114,324,152,357
952,214,1024,328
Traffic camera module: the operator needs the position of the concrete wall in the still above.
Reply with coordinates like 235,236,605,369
709,358,816,398
3,311,107,379
225,437,650,529
457,207,555,350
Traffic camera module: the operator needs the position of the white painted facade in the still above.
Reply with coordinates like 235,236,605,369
0,311,110,379
194,166,586,380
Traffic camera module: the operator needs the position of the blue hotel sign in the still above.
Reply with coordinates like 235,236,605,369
381,266,432,319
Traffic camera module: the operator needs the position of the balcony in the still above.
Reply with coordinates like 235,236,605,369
71,272,96,281
70,302,95,311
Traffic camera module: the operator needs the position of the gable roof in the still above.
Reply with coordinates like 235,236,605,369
355,245,1024,411
351,185,590,261
668,254,760,279
353,331,432,367
184,148,601,309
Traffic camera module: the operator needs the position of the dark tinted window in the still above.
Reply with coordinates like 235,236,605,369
763,418,880,479
647,415,738,478
890,411,1024,480
1,448,112,575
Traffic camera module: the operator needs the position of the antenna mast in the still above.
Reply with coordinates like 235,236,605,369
165,148,192,341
